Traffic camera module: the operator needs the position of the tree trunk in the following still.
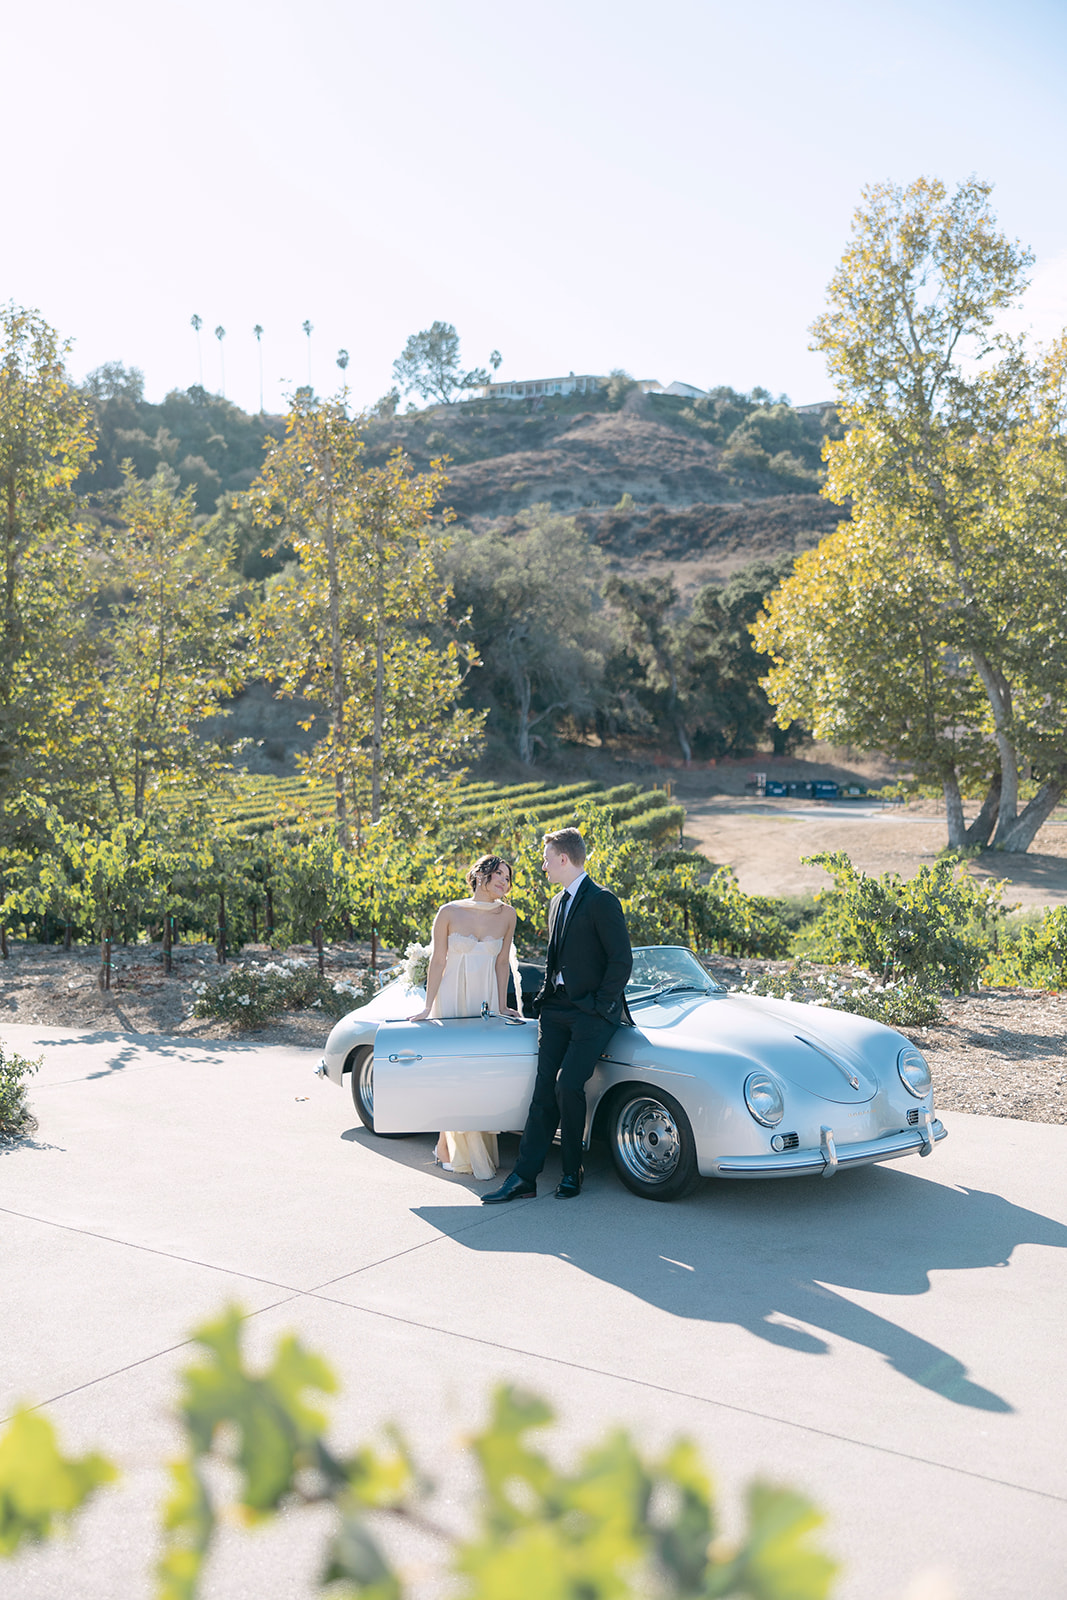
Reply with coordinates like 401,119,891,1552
216,889,227,964
994,771,1067,853
517,672,533,765
266,887,275,942
163,910,172,975
0,925,7,959
968,651,1021,843
64,919,72,952
964,774,1001,848
315,921,324,977
941,768,967,848
99,929,112,991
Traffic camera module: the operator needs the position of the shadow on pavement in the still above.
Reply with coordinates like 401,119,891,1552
410,1159,1067,1413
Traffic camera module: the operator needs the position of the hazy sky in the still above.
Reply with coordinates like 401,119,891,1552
5,0,1066,415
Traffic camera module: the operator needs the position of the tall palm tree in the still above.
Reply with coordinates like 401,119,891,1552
336,348,349,373
215,325,226,397
190,313,203,384
253,324,264,412
302,319,313,386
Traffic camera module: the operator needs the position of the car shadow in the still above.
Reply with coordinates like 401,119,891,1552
409,1154,1067,1413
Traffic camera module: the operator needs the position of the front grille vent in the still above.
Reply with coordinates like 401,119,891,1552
907,1108,920,1126
780,1131,799,1149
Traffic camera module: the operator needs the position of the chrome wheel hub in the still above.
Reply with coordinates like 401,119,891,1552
616,1098,681,1183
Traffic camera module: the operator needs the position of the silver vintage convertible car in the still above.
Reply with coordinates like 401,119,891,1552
317,946,946,1201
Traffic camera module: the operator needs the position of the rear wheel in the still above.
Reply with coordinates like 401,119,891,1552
609,1086,701,1201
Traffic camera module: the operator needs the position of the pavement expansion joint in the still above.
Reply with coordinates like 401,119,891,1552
307,1195,542,1294
0,1205,302,1294
300,1289,1067,1509
1,1295,301,1425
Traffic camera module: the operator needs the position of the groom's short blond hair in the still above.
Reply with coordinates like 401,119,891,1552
543,827,586,866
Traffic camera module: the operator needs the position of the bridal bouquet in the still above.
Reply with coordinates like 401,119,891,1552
403,942,431,990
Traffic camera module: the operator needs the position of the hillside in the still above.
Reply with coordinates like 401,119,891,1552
80,370,846,585
358,386,845,584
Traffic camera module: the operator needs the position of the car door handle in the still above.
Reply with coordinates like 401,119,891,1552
387,1052,423,1062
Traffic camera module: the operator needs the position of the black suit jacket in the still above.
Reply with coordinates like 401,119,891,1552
536,876,633,1024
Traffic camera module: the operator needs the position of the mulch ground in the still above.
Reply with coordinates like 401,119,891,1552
2,943,1065,1125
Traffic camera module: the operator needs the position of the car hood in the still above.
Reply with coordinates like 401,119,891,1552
625,991,885,1103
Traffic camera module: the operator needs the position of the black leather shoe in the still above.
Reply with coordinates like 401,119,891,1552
555,1170,583,1198
481,1172,537,1204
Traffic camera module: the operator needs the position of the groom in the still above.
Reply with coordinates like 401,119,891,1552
483,827,632,1203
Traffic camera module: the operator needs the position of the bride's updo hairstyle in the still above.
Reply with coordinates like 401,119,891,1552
466,854,513,895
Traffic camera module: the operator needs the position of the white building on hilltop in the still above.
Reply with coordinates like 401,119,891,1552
480,372,601,400
478,372,708,402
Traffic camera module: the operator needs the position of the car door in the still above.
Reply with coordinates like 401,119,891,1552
372,1016,538,1133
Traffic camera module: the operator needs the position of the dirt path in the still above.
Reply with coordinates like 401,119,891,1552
676,793,1067,908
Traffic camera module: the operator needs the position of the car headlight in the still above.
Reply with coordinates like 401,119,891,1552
744,1071,784,1127
897,1046,932,1099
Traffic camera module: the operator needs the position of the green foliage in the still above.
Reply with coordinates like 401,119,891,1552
190,960,366,1027
799,176,1067,854
802,851,1004,992
0,305,99,819
91,466,244,819
445,507,609,764
391,321,496,405
250,395,483,830
79,366,285,511
0,1042,41,1138
0,1408,115,1555
737,966,942,1027
694,870,793,959
0,1304,832,1600
983,906,1067,990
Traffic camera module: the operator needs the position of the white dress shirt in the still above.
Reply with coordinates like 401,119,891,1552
552,872,587,984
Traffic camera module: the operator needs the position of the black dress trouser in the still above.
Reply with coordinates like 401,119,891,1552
515,998,617,1180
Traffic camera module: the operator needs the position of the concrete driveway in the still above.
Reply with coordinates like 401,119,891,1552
2,1024,1065,1599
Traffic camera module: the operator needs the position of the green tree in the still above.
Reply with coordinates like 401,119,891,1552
0,305,97,822
605,575,693,763
753,523,994,843
809,175,1067,852
446,506,608,764
89,467,244,819
252,394,483,835
391,321,496,405
676,556,803,757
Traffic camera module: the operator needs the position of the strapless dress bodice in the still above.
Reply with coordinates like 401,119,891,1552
447,933,503,954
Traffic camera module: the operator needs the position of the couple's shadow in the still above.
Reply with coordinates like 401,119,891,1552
411,1152,1067,1414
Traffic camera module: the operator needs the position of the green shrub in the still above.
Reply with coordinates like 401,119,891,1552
983,906,1067,990
695,869,793,958
801,851,1003,992
617,802,685,846
0,1042,40,1139
737,965,941,1027
191,960,373,1028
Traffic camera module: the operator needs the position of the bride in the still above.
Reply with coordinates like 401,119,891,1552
408,854,521,1179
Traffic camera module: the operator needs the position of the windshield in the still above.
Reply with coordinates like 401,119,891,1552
626,946,723,1002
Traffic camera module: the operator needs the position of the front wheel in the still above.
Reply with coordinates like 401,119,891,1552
609,1086,701,1200
348,1046,411,1138
349,1046,375,1130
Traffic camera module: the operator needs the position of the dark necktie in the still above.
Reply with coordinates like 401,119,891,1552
551,892,572,986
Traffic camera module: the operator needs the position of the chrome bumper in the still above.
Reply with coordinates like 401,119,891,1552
713,1116,947,1179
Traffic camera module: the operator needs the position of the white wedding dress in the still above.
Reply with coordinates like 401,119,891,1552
432,932,517,1180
